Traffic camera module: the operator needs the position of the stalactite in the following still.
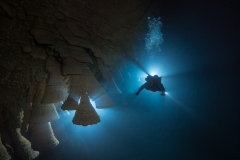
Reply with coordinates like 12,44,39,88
30,77,60,123
61,90,79,110
54,103,70,116
21,102,32,134
91,90,115,109
8,108,39,160
72,91,100,126
12,129,39,160
77,64,115,109
0,134,11,160
61,97,79,110
32,78,47,105
30,104,59,123
97,59,122,94
30,122,59,151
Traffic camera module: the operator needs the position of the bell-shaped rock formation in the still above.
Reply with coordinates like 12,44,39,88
72,92,100,126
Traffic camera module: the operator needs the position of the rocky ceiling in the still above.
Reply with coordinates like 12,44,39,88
0,0,160,159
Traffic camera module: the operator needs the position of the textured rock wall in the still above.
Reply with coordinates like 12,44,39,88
0,0,156,159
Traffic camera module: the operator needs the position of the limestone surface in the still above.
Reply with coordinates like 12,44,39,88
0,0,159,159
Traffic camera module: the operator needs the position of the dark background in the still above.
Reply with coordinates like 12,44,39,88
36,0,239,159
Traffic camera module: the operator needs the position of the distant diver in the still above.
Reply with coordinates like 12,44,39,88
135,75,166,96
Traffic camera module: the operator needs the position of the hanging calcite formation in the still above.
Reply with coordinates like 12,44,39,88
8,107,39,160
0,0,156,158
81,65,115,109
30,78,60,123
54,102,70,116
0,134,11,160
13,129,39,160
30,122,59,151
0,65,40,160
97,59,122,95
73,65,114,108
92,91,115,109
21,102,32,134
72,91,100,126
62,64,114,125
30,104,59,123
61,90,79,110
61,97,78,110
60,56,82,111
42,56,69,104
54,102,63,111
26,72,61,151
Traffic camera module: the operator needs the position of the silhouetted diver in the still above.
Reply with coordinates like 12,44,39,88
136,75,166,96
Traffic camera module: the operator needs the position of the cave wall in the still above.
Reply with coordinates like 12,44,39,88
0,0,157,159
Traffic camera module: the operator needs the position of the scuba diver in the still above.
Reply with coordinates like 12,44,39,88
135,75,166,96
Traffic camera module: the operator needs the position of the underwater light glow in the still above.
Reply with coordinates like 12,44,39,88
77,97,96,108
89,98,96,108
149,68,160,76
89,97,107,116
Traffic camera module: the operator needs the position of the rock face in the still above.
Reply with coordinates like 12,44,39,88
0,0,159,159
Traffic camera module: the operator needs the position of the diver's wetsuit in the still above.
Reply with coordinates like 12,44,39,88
136,75,166,96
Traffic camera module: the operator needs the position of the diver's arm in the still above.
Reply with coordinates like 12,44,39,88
135,84,146,95
159,84,166,96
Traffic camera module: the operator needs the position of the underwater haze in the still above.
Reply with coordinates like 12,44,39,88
36,0,239,160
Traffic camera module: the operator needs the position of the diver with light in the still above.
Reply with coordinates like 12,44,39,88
135,75,166,96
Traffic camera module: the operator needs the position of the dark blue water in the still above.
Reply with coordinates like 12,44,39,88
35,1,239,160
36,67,239,160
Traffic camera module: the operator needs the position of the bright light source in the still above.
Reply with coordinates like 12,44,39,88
149,70,158,76
65,110,70,116
165,92,168,95
138,72,148,81
89,98,106,116
149,68,160,76
89,98,96,108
